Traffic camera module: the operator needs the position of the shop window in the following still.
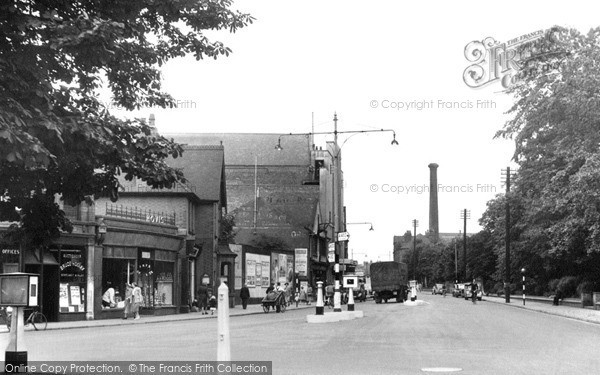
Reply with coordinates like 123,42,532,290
136,249,174,308
154,261,174,306
59,249,87,313
102,258,136,309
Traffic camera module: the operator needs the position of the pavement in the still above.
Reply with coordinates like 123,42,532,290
5,294,600,332
483,294,600,325
2,302,317,332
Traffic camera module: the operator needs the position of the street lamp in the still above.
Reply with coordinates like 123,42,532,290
521,268,526,306
347,222,374,231
275,113,398,313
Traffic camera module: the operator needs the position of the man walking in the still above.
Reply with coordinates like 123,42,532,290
240,284,250,310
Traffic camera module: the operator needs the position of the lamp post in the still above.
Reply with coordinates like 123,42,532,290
521,268,526,306
501,167,516,303
276,113,398,313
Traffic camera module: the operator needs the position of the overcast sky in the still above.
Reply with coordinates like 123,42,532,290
105,1,599,262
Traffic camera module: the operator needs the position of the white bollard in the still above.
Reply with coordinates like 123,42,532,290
217,282,230,361
5,307,27,367
315,281,324,315
347,287,355,311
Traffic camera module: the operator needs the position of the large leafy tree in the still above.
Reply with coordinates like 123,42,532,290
489,26,600,290
0,0,253,248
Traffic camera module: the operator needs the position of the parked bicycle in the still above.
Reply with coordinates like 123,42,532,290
4,306,47,331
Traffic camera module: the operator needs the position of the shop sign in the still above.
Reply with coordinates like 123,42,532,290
60,251,85,282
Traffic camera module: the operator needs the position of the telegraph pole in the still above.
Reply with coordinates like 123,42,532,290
502,167,513,303
412,219,418,280
460,210,470,280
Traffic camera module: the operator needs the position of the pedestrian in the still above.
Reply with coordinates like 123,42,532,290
266,283,274,295
470,279,478,304
276,282,284,292
122,283,133,319
299,286,308,305
197,284,209,315
284,282,292,306
102,282,116,309
553,289,563,306
131,282,143,319
240,284,250,310
208,291,217,315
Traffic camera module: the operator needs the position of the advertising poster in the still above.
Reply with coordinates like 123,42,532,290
255,261,262,285
69,285,81,306
245,258,256,287
278,254,287,284
261,260,270,287
287,256,294,283
295,248,307,277
59,284,69,308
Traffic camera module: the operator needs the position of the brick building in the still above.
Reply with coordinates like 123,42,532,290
167,133,339,301
93,144,229,317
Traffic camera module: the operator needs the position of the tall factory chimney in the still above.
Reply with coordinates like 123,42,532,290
428,163,439,242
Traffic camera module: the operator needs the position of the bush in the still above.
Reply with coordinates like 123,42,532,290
556,276,579,298
576,281,599,296
547,279,560,294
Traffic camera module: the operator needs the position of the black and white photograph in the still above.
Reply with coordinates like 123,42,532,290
1,1,600,374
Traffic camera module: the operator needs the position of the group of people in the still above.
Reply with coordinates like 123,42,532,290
101,281,143,320
191,285,218,315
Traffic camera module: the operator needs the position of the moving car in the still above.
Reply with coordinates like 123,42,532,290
452,283,465,298
432,283,445,295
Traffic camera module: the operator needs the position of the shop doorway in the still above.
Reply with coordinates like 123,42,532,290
24,264,59,322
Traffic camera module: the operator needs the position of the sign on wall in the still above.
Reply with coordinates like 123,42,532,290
295,248,307,277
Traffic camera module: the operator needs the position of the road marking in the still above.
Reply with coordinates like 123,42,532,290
421,367,462,372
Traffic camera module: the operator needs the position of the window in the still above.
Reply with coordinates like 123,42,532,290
102,258,136,309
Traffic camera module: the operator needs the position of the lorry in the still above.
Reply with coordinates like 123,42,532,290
369,261,409,303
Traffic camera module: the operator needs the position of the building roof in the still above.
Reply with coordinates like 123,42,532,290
167,145,226,203
166,133,311,166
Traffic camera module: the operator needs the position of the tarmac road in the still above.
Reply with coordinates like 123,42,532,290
5,295,600,375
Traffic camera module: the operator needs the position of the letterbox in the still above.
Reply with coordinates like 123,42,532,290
0,273,39,307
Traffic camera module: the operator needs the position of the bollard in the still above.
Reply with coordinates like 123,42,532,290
217,282,230,361
315,281,324,315
5,307,27,370
411,285,417,302
347,287,355,311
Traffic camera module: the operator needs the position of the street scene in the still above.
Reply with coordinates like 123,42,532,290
2,0,600,374
3,295,600,374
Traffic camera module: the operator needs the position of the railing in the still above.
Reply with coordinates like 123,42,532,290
105,203,176,226
121,182,196,194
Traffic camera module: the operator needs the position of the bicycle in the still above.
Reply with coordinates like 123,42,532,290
5,307,47,331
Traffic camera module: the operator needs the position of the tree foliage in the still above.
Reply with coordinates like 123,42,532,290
479,26,600,292
0,0,253,248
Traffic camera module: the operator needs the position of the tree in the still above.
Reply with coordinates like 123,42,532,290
491,26,600,290
0,0,254,248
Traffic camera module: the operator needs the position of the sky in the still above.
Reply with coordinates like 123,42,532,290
105,0,599,262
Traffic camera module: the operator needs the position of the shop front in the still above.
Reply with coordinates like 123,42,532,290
95,216,184,320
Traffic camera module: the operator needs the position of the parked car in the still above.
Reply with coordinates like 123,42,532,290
464,282,483,301
432,283,445,295
453,283,465,298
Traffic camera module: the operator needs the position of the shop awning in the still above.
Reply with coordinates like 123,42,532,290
23,250,59,265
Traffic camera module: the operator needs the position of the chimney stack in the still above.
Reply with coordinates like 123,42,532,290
148,113,158,136
428,163,439,242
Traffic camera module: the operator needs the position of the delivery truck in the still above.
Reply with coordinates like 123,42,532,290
370,261,409,303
